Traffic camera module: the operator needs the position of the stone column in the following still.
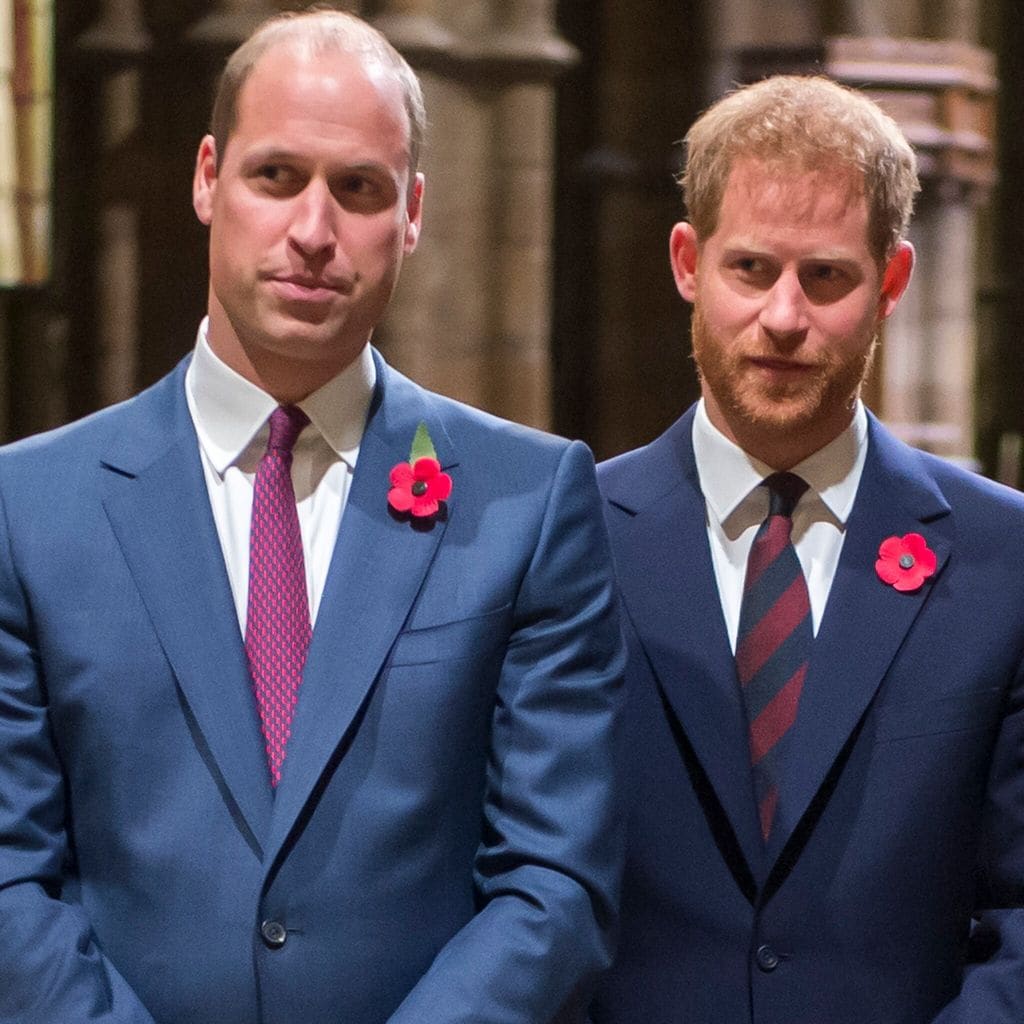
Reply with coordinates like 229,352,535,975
477,0,573,428
379,57,493,411
185,0,278,47
10,0,53,286
579,1,699,457
374,0,574,429
75,0,152,408
367,1,469,399
710,0,821,92
721,0,995,467
370,0,454,58
826,36,996,464
836,0,922,37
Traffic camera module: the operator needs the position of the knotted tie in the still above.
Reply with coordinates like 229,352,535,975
735,472,812,841
246,405,311,788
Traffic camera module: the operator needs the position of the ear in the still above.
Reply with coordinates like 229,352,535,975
669,221,700,303
403,173,425,255
193,135,218,226
878,240,914,319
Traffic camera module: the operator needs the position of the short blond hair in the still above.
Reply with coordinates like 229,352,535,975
682,76,918,262
210,8,425,178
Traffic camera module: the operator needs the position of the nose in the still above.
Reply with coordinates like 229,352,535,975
759,269,808,343
288,181,337,261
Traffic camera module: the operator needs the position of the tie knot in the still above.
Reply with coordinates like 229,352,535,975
266,405,309,453
763,472,808,520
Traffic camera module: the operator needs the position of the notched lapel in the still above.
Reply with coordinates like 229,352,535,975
100,369,272,855
606,413,765,878
267,363,453,861
767,423,954,864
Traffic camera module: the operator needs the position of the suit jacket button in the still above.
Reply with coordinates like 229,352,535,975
261,920,287,949
755,943,780,972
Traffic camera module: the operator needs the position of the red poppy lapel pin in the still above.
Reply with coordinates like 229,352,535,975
875,532,936,592
387,422,452,522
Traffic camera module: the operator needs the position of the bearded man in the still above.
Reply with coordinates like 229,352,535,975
591,75,1024,1024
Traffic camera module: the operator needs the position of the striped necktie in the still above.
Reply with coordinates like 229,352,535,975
245,405,311,788
735,472,812,841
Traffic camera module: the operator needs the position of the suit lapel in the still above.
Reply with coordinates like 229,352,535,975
606,409,765,878
266,357,453,864
100,362,273,855
766,417,953,865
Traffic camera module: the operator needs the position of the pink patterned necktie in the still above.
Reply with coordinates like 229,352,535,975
246,405,311,788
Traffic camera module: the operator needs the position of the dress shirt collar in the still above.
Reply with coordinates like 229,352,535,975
186,317,376,474
692,397,868,530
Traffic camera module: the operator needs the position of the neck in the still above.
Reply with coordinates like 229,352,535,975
204,301,366,405
703,396,856,471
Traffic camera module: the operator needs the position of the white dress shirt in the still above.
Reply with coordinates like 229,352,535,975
185,319,376,633
692,398,868,651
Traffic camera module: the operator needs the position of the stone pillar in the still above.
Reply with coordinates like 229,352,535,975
0,0,57,438
825,36,996,464
373,0,574,429
940,0,981,41
367,1,476,402
560,1,700,458
710,0,820,93
75,0,152,408
836,0,922,37
377,39,493,410
369,0,454,60
185,0,278,47
478,1,570,427
725,3,996,467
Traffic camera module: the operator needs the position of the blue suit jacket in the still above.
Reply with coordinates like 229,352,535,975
0,352,625,1024
592,406,1024,1024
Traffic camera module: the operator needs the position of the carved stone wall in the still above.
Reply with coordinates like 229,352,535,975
826,35,996,466
1,0,1019,479
553,0,1006,467
373,0,575,429
0,0,572,442
553,0,703,456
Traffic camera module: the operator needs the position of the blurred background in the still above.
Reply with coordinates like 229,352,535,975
1,0,1022,482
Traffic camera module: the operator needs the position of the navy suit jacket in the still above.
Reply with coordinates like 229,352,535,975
592,405,1024,1024
0,352,625,1024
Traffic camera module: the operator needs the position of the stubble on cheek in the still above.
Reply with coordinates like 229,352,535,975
689,302,879,435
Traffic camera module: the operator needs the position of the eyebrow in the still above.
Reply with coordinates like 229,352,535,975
721,244,861,264
240,147,297,166
240,148,394,178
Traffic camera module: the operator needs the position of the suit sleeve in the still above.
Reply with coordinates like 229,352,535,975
386,441,627,1024
0,476,157,1024
930,652,1024,1023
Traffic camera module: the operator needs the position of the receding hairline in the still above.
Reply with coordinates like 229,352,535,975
210,10,425,177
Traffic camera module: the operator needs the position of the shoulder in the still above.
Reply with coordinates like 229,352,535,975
916,449,1024,556
597,406,698,509
378,358,590,484
871,416,1024,523
0,360,189,487
924,450,1024,510
374,361,606,564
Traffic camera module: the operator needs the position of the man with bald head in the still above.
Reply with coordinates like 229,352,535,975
0,10,623,1023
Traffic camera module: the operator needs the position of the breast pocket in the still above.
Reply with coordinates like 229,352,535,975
388,604,514,667
873,688,1004,742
